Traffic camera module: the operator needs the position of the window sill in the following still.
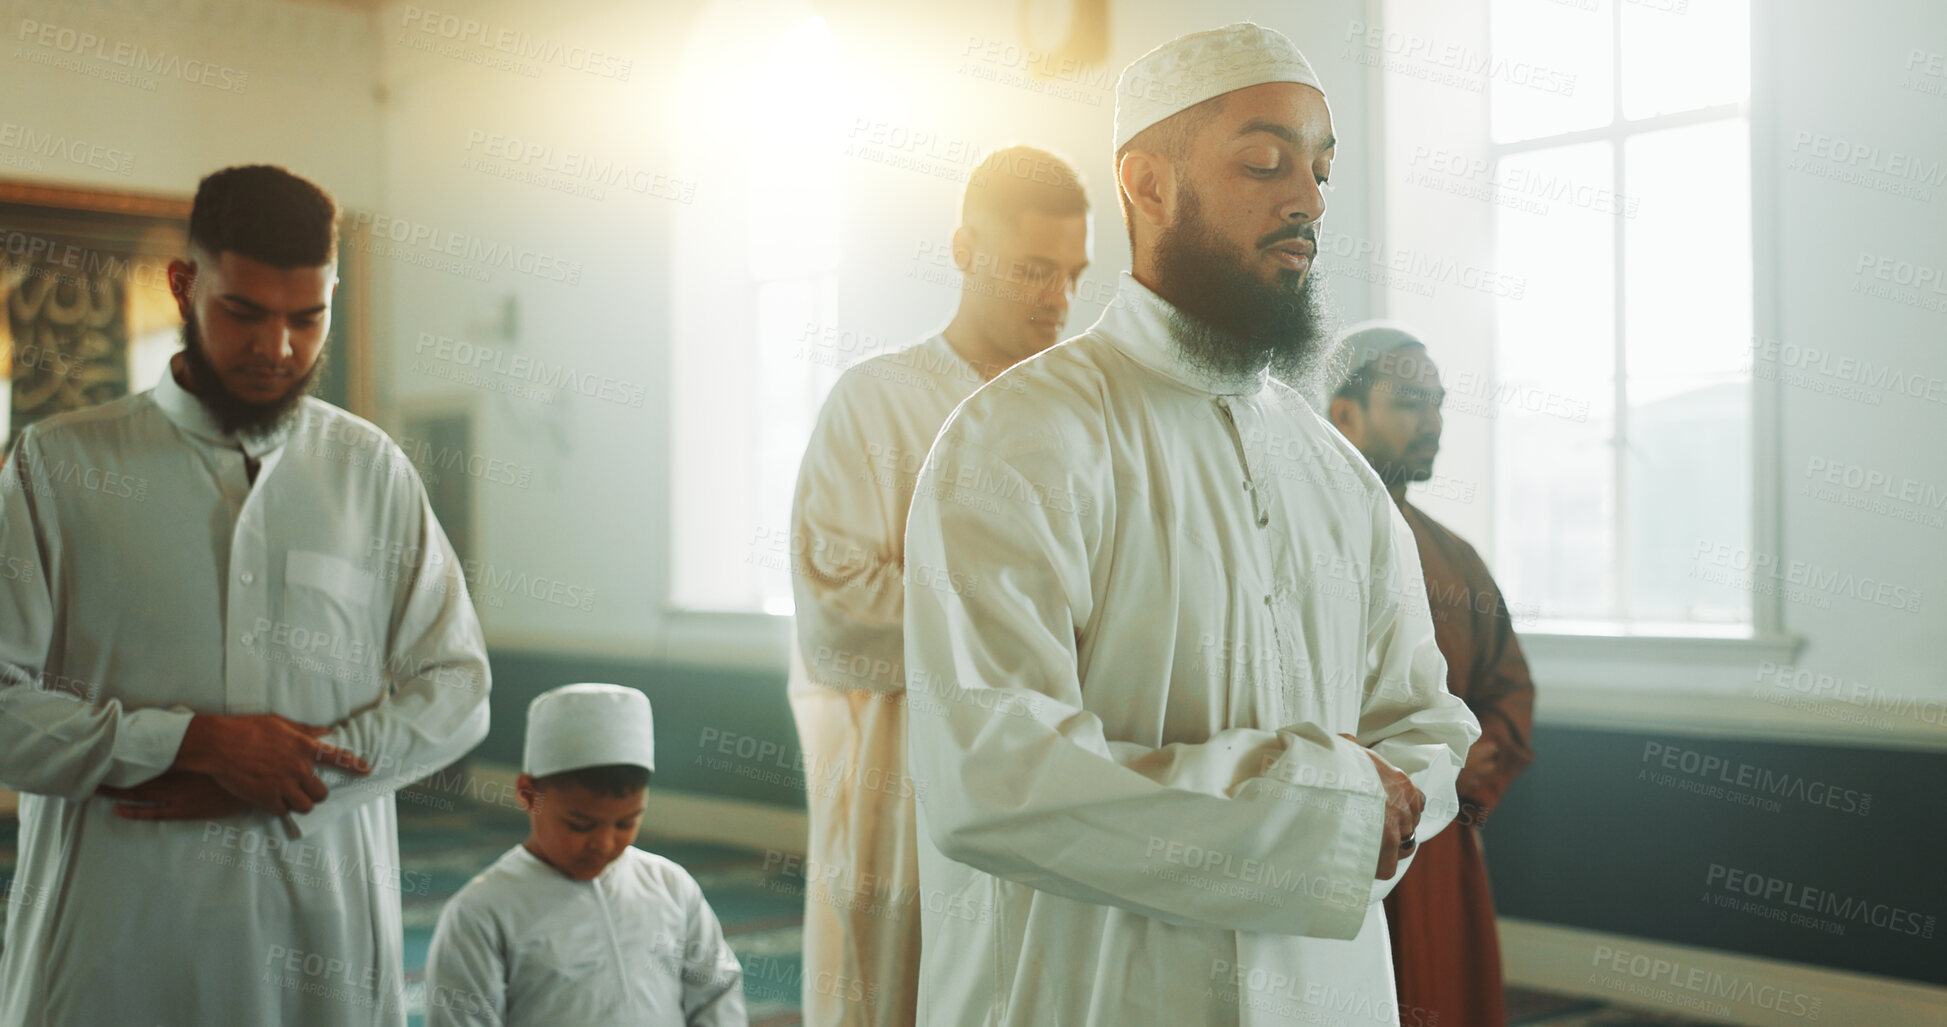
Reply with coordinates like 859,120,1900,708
1521,630,1947,751
657,608,791,674
1519,628,1804,688
633,616,1947,751
481,610,791,676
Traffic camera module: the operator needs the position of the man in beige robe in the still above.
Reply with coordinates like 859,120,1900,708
788,145,1092,1025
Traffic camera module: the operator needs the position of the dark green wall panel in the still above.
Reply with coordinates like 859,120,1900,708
482,651,1945,987
1484,726,1944,987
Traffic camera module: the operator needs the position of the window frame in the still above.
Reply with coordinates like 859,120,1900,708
663,4,843,632
1472,2,1838,742
1481,0,1794,645
1354,0,1873,743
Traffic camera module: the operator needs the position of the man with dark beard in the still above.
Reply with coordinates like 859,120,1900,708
0,165,490,1026
901,23,1477,1027
176,277,328,438
1330,322,1536,1027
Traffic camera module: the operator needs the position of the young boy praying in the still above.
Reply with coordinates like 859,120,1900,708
425,684,746,1026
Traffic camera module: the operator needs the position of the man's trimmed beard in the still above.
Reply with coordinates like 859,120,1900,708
179,310,323,436
1152,182,1333,387
1368,447,1437,490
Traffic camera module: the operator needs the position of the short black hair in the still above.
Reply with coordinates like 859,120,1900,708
962,145,1089,231
1113,93,1230,248
1333,343,1431,405
188,164,338,269
1334,360,1381,404
532,763,651,797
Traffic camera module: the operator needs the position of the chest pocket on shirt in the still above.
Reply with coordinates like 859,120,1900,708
279,550,386,709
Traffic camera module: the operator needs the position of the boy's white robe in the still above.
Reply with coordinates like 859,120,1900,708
424,845,745,1027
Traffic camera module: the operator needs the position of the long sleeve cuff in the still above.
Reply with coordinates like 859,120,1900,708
104,705,198,790
278,762,385,839
1256,741,1390,920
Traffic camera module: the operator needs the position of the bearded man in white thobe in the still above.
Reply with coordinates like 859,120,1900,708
788,145,1091,1025
902,24,1481,1027
0,165,490,1026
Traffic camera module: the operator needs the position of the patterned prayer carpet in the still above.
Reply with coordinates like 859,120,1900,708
0,801,1727,1026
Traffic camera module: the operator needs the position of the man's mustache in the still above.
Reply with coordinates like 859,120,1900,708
1257,222,1317,250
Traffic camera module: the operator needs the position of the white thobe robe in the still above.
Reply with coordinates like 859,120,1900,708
903,272,1481,1027
0,368,491,1027
787,333,982,1025
423,844,745,1027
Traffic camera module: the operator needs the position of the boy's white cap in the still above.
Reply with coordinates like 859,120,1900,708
524,683,655,778
1113,22,1325,152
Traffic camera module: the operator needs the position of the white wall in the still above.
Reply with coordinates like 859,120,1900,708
1,0,381,209
369,0,1382,659
1764,0,1947,717
371,0,688,652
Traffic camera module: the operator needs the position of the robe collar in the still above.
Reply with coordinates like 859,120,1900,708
152,361,297,459
516,841,623,884
1092,271,1270,397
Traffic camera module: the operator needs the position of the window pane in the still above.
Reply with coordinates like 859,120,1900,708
1493,142,1617,619
1495,143,1615,384
1626,373,1750,623
749,17,842,280
1496,375,1618,620
1490,0,1614,143
1623,119,1751,385
670,6,842,613
751,275,838,612
1621,0,1749,119
1622,118,1752,625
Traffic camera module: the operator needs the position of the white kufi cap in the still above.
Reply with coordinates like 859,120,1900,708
524,683,656,778
1113,22,1325,152
1330,320,1428,397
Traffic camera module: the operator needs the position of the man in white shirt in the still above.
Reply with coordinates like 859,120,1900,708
0,164,490,1026
902,24,1480,1026
789,145,1091,1025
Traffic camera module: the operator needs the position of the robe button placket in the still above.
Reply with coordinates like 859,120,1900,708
240,571,254,585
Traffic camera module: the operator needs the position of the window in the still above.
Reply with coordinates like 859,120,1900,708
669,6,843,616
1488,0,1755,634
